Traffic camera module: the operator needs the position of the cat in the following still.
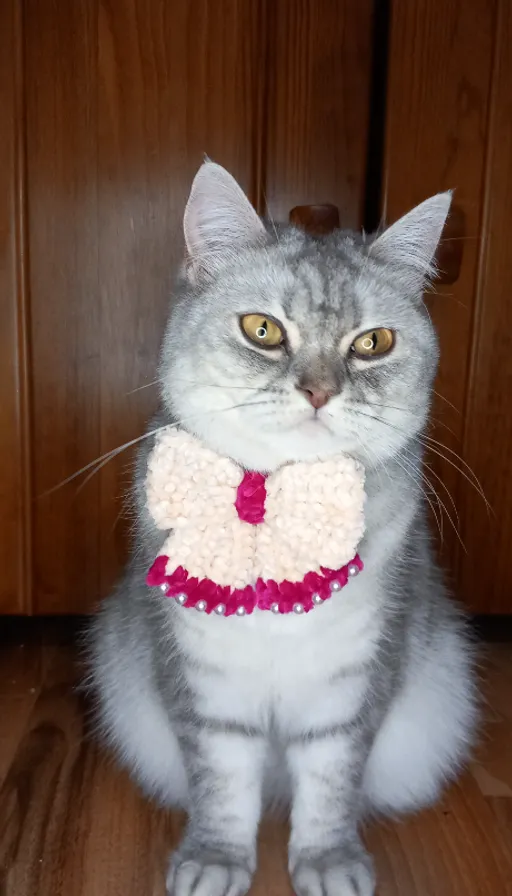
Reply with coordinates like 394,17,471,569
87,161,478,896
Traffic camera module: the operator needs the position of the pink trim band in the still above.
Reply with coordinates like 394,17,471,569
146,554,363,616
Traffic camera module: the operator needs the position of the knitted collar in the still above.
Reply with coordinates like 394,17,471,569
145,429,365,616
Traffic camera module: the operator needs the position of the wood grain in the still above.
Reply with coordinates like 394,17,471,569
8,0,509,617
25,0,101,614
265,0,373,227
0,0,31,613
25,0,262,612
459,1,512,613
96,0,261,596
383,0,497,578
19,0,373,614
0,636,510,895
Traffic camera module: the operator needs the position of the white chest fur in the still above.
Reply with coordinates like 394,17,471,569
175,567,382,737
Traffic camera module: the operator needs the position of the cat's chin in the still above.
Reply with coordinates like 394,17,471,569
263,421,349,469
293,416,334,439
190,417,346,473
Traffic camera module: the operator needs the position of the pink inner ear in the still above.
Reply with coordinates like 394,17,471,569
235,472,267,525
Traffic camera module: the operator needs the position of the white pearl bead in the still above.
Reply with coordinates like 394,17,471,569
348,563,360,577
176,593,187,605
196,600,207,612
312,593,323,605
271,602,280,614
330,580,341,592
214,604,226,616
160,583,168,594
236,606,246,616
293,603,304,614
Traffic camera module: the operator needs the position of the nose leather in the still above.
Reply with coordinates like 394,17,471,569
296,386,333,410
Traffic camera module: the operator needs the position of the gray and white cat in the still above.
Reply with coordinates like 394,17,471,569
89,161,478,896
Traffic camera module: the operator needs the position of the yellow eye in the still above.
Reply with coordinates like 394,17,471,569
351,328,394,358
240,314,284,348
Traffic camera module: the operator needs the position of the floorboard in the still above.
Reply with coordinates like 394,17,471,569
0,631,510,895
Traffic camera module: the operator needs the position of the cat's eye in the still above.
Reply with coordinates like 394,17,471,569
240,314,284,348
351,328,395,359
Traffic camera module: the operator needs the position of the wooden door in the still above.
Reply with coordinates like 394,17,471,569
0,0,373,614
4,0,511,616
384,0,512,613
0,0,31,614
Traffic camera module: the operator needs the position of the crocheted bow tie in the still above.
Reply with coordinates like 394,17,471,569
146,429,365,616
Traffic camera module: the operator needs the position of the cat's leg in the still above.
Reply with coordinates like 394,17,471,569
167,728,266,896
287,735,376,896
363,621,477,815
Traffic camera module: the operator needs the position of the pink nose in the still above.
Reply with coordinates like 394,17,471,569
296,386,333,410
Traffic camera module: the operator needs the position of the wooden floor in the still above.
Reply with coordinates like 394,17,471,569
0,623,511,896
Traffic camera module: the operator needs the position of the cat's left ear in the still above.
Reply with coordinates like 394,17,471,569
371,192,452,293
184,160,266,282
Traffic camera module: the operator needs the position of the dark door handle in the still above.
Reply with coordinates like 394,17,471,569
289,204,340,235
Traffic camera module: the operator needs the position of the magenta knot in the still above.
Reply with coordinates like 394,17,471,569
235,471,267,524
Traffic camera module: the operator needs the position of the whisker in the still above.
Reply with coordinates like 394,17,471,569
422,459,460,527
353,405,482,494
265,205,281,245
129,375,283,395
173,378,281,392
356,436,389,492
75,446,129,495
41,398,276,497
427,417,457,439
439,235,480,243
345,405,489,511
353,400,456,440
398,448,465,551
349,400,412,414
347,398,456,440
417,438,491,516
389,448,443,542
427,287,467,309
39,425,169,498
126,379,162,395
418,432,490,510
432,388,460,415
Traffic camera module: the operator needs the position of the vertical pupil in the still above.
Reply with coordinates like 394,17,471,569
371,332,377,349
256,321,268,339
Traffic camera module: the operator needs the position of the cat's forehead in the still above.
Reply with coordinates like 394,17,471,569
237,237,382,332
214,229,417,344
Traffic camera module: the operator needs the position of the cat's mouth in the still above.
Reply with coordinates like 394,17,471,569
295,415,333,436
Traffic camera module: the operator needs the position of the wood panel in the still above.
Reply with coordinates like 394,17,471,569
26,0,263,612
459,1,512,613
383,0,497,577
25,0,101,614
96,0,262,595
0,0,31,613
265,0,373,227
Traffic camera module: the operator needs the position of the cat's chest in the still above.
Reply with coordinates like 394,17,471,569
176,574,381,734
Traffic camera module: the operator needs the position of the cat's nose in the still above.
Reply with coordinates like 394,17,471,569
296,385,334,410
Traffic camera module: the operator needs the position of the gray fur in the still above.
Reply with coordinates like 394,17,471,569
87,162,477,896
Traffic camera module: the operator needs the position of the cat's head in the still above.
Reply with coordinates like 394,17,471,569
160,161,451,472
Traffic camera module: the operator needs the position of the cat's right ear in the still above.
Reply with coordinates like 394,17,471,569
184,161,266,283
370,191,452,294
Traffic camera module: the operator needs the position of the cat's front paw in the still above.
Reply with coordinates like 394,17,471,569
167,847,253,896
291,845,375,896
